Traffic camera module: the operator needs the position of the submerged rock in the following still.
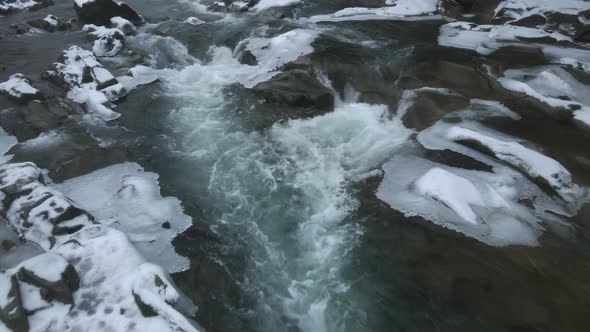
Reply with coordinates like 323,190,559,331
73,0,143,26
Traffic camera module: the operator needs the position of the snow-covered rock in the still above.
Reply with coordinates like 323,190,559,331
444,126,583,202
27,14,74,32
83,24,126,57
0,0,52,14
110,16,136,35
0,225,198,332
0,74,42,103
0,159,198,331
438,21,575,56
74,0,143,26
308,0,439,22
44,46,124,121
498,65,590,126
495,0,590,40
0,162,95,250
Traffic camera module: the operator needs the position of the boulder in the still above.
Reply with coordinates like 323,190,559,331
9,23,32,35
0,97,84,141
252,66,334,109
73,0,143,26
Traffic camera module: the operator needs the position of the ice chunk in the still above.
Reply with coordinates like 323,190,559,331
438,21,573,55
377,155,542,246
416,167,489,224
53,162,193,273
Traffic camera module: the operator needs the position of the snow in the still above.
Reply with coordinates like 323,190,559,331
308,0,439,22
53,162,193,273
0,74,40,99
253,0,301,11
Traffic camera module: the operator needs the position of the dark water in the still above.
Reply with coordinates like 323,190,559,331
2,0,590,331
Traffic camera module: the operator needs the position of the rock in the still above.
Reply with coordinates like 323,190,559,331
0,74,43,103
0,274,28,332
0,97,84,141
27,15,74,32
401,90,470,131
238,49,257,66
254,5,295,22
10,128,127,181
74,0,143,26
1,239,16,251
398,60,502,99
489,45,546,68
132,290,158,317
252,66,334,109
10,23,32,35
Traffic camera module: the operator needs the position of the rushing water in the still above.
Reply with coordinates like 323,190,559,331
131,42,413,330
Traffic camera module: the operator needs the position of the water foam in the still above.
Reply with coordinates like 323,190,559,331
135,31,411,330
